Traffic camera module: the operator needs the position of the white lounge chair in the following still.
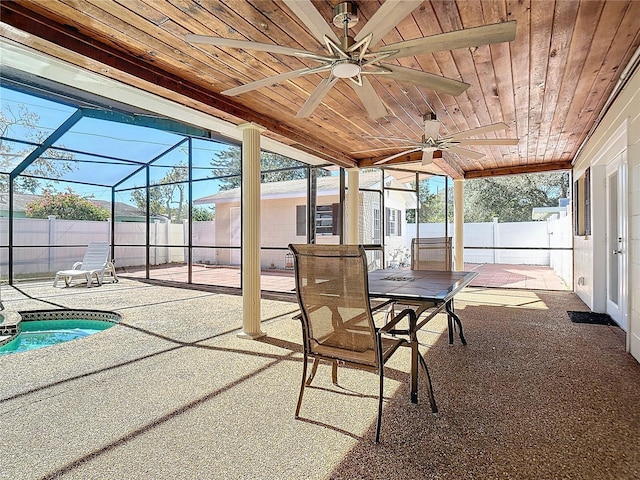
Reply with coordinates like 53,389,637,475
53,242,118,288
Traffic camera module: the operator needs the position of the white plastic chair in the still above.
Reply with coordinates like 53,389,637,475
53,242,118,288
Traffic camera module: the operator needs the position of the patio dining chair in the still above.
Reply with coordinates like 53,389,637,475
410,236,453,308
411,237,453,271
53,241,118,288
289,243,437,444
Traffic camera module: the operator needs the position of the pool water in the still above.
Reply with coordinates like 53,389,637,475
0,319,115,355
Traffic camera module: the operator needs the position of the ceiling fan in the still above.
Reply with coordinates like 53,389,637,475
360,114,519,166
186,0,516,120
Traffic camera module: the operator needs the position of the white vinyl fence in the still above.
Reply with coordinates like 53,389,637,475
0,217,216,277
406,214,572,286
0,213,572,287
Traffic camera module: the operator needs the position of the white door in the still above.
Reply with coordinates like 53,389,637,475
605,159,627,331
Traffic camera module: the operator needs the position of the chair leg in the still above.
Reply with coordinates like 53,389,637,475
295,354,309,418
331,360,338,385
306,358,320,386
375,365,384,444
418,353,438,413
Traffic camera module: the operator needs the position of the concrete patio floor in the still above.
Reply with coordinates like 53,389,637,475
1,277,638,479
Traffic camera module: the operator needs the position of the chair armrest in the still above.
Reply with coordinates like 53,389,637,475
72,262,82,270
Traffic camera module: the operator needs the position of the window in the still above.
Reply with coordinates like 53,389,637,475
574,168,591,236
296,204,340,236
373,208,381,244
386,207,402,236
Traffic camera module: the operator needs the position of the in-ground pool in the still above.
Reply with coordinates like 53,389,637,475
0,309,121,355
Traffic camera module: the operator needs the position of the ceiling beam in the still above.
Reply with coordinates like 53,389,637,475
463,161,573,179
0,2,356,168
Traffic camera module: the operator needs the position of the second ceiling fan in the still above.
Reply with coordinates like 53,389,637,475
186,0,516,120
361,114,519,166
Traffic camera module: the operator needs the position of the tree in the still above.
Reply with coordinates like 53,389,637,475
192,205,214,221
0,102,77,193
463,172,569,223
406,177,449,224
211,146,329,190
25,190,110,221
130,163,188,222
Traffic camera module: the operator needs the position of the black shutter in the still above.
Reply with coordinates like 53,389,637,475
296,205,306,236
397,209,402,236
331,203,341,235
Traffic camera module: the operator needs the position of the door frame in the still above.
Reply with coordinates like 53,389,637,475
605,158,628,330
592,120,629,342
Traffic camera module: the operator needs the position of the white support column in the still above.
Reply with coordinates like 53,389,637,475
453,178,465,271
346,168,360,244
238,123,266,340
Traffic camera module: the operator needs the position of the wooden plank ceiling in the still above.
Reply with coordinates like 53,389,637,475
1,0,639,179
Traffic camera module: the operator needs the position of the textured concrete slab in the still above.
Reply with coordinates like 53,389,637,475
0,279,638,480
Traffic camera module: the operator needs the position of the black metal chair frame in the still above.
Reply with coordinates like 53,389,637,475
289,243,438,444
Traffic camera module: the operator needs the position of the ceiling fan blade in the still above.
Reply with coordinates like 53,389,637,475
354,0,423,46
448,122,509,140
380,21,517,60
374,147,422,165
282,0,340,45
186,35,313,57
222,68,312,96
295,77,339,118
457,138,519,146
380,64,470,96
421,150,434,165
349,77,387,119
447,146,485,159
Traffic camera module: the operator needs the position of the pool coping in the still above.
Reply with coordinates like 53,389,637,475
0,308,121,349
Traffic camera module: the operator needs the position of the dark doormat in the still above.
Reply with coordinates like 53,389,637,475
568,311,616,325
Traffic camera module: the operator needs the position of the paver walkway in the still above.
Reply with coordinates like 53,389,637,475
121,262,570,292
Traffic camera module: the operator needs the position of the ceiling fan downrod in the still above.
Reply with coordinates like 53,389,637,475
331,2,361,78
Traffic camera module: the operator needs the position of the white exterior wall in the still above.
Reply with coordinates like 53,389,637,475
573,58,640,361
261,197,301,247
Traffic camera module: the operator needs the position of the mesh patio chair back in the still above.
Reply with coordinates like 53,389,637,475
291,243,378,365
289,243,436,443
411,237,452,271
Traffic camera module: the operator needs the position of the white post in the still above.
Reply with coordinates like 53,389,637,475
238,123,266,339
453,178,464,271
492,216,499,264
48,215,56,274
346,168,359,244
